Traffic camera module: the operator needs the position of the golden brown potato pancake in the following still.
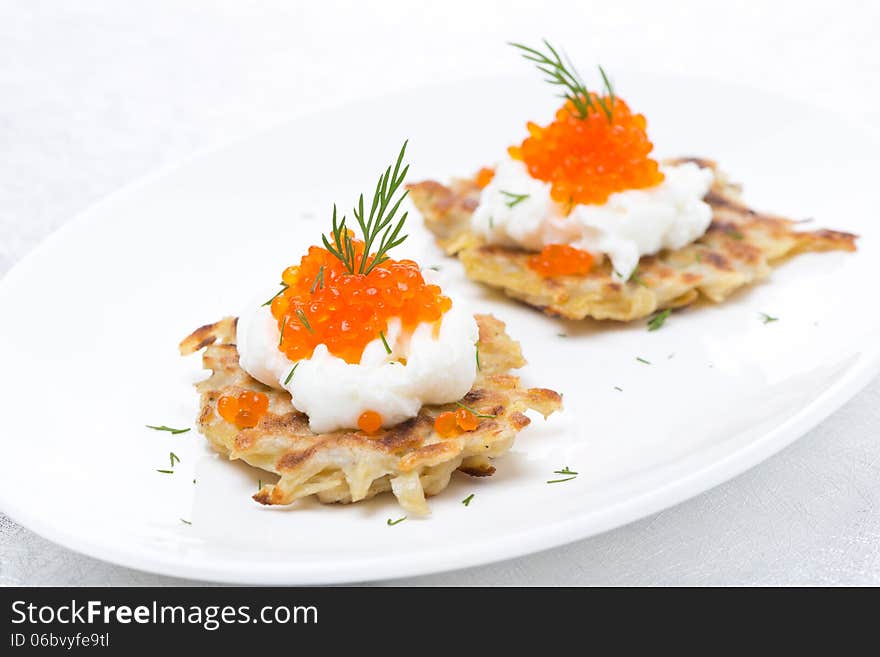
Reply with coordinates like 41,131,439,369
180,314,561,515
408,158,857,321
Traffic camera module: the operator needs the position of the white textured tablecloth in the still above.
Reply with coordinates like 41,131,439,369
2,0,878,586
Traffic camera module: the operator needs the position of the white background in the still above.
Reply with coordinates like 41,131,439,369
1,0,879,585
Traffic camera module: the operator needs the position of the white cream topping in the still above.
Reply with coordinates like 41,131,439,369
471,157,714,279
236,284,479,434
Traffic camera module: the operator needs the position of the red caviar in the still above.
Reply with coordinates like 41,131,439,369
357,410,383,434
435,408,482,437
474,167,495,189
454,408,480,431
527,244,595,278
509,95,664,206
270,239,452,364
217,390,269,428
434,411,459,438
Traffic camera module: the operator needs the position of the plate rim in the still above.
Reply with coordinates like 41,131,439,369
2,346,877,584
1,73,878,584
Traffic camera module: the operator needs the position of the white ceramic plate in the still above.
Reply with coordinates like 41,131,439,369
1,74,877,584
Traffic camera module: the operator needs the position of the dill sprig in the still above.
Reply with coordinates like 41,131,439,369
322,141,410,275
462,493,474,506
510,39,615,122
323,204,357,273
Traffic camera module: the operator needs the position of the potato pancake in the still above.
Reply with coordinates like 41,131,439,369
408,158,857,321
180,314,562,515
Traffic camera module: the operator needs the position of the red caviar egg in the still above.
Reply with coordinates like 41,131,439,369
454,408,480,431
434,411,459,438
509,95,664,206
474,167,495,189
217,395,239,423
238,390,269,415
271,240,452,364
527,244,595,278
357,410,383,434
235,410,259,429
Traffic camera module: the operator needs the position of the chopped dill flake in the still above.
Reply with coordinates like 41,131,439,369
759,312,779,324
427,265,441,271
386,516,407,526
462,494,475,507
283,363,298,385
636,356,651,365
180,518,192,525
258,479,262,491
261,283,288,307
628,269,647,287
169,452,180,468
455,400,497,419
310,266,325,293
145,425,190,435
726,227,745,240
279,315,288,346
647,309,671,331
557,332,568,338
295,308,313,333
614,386,623,392
380,331,392,354
156,469,174,474
547,467,578,484
475,343,482,371
500,190,530,208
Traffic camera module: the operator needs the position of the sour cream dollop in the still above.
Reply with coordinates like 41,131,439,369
471,158,714,279
237,283,479,434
